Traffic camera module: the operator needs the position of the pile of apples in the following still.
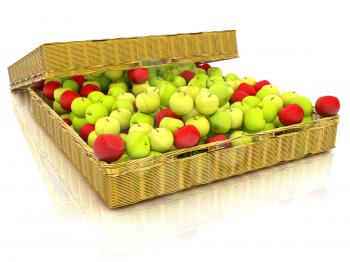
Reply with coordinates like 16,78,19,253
36,62,340,163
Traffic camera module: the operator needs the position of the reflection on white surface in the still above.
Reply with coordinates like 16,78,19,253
13,91,334,255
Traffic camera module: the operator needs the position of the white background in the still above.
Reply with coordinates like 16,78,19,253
1,0,350,261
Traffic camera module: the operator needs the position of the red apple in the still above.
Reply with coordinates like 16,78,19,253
60,90,80,111
278,104,304,126
93,134,125,162
43,81,62,100
128,68,149,84
155,108,181,126
174,125,200,149
206,134,230,148
63,118,72,126
236,83,256,96
254,80,270,92
181,70,195,83
80,83,100,97
79,123,95,141
71,75,86,87
230,90,249,103
315,96,340,117
32,80,45,90
195,62,211,71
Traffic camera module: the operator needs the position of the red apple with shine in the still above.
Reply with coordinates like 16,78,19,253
174,125,200,149
43,81,62,100
80,84,100,97
195,62,211,71
155,108,181,126
230,90,249,103
254,80,270,92
79,123,95,141
206,134,230,148
128,68,149,84
63,118,72,126
32,80,45,90
278,104,304,126
93,134,125,162
315,96,340,117
236,83,256,96
181,70,195,83
71,75,86,87
60,90,80,111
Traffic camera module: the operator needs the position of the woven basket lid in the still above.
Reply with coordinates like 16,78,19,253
8,30,238,91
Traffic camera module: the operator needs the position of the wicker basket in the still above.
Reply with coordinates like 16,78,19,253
8,30,339,208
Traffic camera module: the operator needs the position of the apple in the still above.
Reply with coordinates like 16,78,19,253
278,104,304,126
95,117,120,135
32,80,45,90
207,75,224,88
125,131,151,159
44,77,62,85
179,85,200,99
281,91,299,106
119,133,128,142
70,75,86,87
196,62,211,71
258,102,278,122
174,125,201,149
218,102,230,111
155,108,180,126
79,123,95,141
80,84,100,97
60,113,72,121
112,153,130,163
158,81,177,107
159,117,184,133
194,91,219,115
206,134,230,147
180,70,195,83
315,96,340,117
54,87,71,101
225,108,244,129
240,77,256,86
169,92,194,115
231,101,251,113
242,96,261,108
254,80,270,92
149,76,164,87
63,79,79,92
86,72,103,80
291,96,313,116
185,116,210,137
209,82,231,106
256,85,280,99
135,91,160,113
263,122,275,131
112,100,134,113
225,73,239,81
43,81,62,100
262,95,284,111
128,68,149,84
97,75,111,92
108,85,126,98
97,95,116,113
162,70,177,81
230,131,253,146
182,108,202,122
273,115,285,128
72,116,88,133
110,109,132,130
87,91,105,103
93,134,125,162
189,78,207,89
148,128,174,152
207,67,223,77
130,112,154,126
60,90,80,111
116,93,135,104
132,81,150,96
87,131,98,147
53,100,68,114
105,70,124,81
63,118,72,126
85,103,109,124
71,97,92,118
82,80,100,88
193,68,206,75
128,122,153,134
244,108,265,132
209,111,232,134
236,83,256,96
302,115,313,123
230,90,249,103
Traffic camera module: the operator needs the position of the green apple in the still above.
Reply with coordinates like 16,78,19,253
273,115,285,128
109,81,128,92
188,78,207,89
88,91,105,103
54,87,71,101
129,122,153,134
63,79,79,92
71,97,92,118
85,103,109,124
230,131,253,146
87,131,98,147
53,100,68,114
209,82,231,106
179,85,200,99
158,81,177,107
193,74,208,82
111,100,134,113
209,111,232,134
125,131,151,159
132,81,150,95
193,68,206,75
242,96,261,108
231,101,251,113
244,108,265,132
108,86,126,98
182,108,202,122
258,102,278,122
86,72,103,80
146,86,160,95
60,113,73,121
262,95,284,111
161,70,176,81
263,122,276,131
72,115,88,133
185,116,210,137
240,77,256,86
207,67,223,77
112,153,129,163
149,76,164,87
45,77,62,84
281,91,299,106
119,133,128,143
218,102,231,111
110,109,132,130
105,70,124,81
148,151,162,157
302,115,313,123
95,117,120,135
226,79,243,91
225,73,239,81
97,95,116,113
159,117,184,133
291,96,313,116
225,108,244,129
227,86,234,96
135,91,160,113
97,75,111,93
130,112,154,127
256,85,280,99
148,128,174,152
169,92,194,115
207,75,224,88
116,92,136,104
195,91,219,115
83,80,101,88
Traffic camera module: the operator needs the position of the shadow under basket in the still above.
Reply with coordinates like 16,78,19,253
29,88,339,208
